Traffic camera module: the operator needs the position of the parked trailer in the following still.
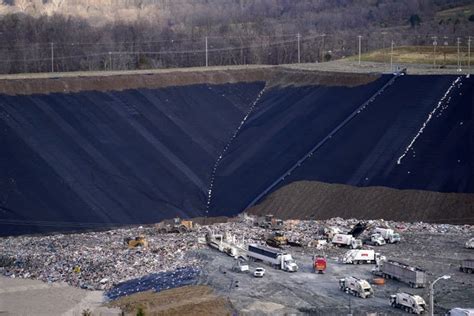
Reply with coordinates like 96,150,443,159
460,259,474,273
247,244,298,272
373,260,427,288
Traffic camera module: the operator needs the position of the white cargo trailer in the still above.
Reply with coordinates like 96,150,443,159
247,244,298,272
373,260,426,288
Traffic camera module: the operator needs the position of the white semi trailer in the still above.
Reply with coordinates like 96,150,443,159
373,260,427,288
332,234,362,249
390,292,427,314
339,276,374,298
247,244,298,272
374,228,400,243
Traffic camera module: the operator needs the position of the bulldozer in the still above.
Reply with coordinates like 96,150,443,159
156,217,193,234
124,235,148,249
266,231,288,248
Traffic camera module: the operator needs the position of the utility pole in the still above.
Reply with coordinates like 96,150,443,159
390,40,394,71
321,33,326,62
205,36,208,67
358,35,362,65
432,36,437,68
468,36,471,71
297,33,301,63
457,37,461,71
50,42,54,73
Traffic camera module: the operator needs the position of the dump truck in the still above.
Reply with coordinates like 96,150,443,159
390,292,427,314
373,260,426,288
342,249,384,264
332,234,362,249
266,231,288,248
156,218,193,234
460,259,474,273
124,236,148,249
339,276,374,298
313,256,327,273
247,244,298,272
374,228,400,244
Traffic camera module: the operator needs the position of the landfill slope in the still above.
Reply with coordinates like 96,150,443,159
247,180,474,224
210,74,474,219
0,83,264,235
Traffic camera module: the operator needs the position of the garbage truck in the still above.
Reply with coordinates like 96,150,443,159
332,234,362,249
339,276,374,298
390,292,427,314
342,249,384,264
247,244,298,272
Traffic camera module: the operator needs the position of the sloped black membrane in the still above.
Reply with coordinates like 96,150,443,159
2,75,473,235
0,83,265,235
209,75,474,216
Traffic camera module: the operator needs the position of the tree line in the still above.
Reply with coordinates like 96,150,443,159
0,0,472,74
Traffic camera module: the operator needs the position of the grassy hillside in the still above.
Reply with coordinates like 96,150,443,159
350,45,472,66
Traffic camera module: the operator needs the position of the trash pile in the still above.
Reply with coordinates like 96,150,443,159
1,215,471,293
0,227,205,291
106,266,200,300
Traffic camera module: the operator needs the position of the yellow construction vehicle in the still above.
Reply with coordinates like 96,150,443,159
266,231,288,248
156,218,193,234
124,235,148,249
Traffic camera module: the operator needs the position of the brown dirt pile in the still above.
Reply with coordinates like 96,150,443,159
0,66,380,95
108,285,233,316
248,181,474,224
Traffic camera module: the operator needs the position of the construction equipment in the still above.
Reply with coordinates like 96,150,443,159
313,256,327,273
342,249,384,264
390,292,427,314
339,276,374,298
348,222,369,238
266,231,288,248
257,214,284,230
332,234,362,249
373,259,427,288
156,218,193,234
373,227,400,244
466,238,474,249
460,259,474,273
124,235,148,249
247,244,298,272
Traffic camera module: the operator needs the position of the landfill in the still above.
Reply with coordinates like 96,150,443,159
1,215,472,293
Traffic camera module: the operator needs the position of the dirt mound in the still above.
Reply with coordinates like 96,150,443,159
248,180,474,224
108,285,233,316
0,66,380,95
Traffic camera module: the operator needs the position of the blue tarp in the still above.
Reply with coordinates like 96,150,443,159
105,267,200,300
